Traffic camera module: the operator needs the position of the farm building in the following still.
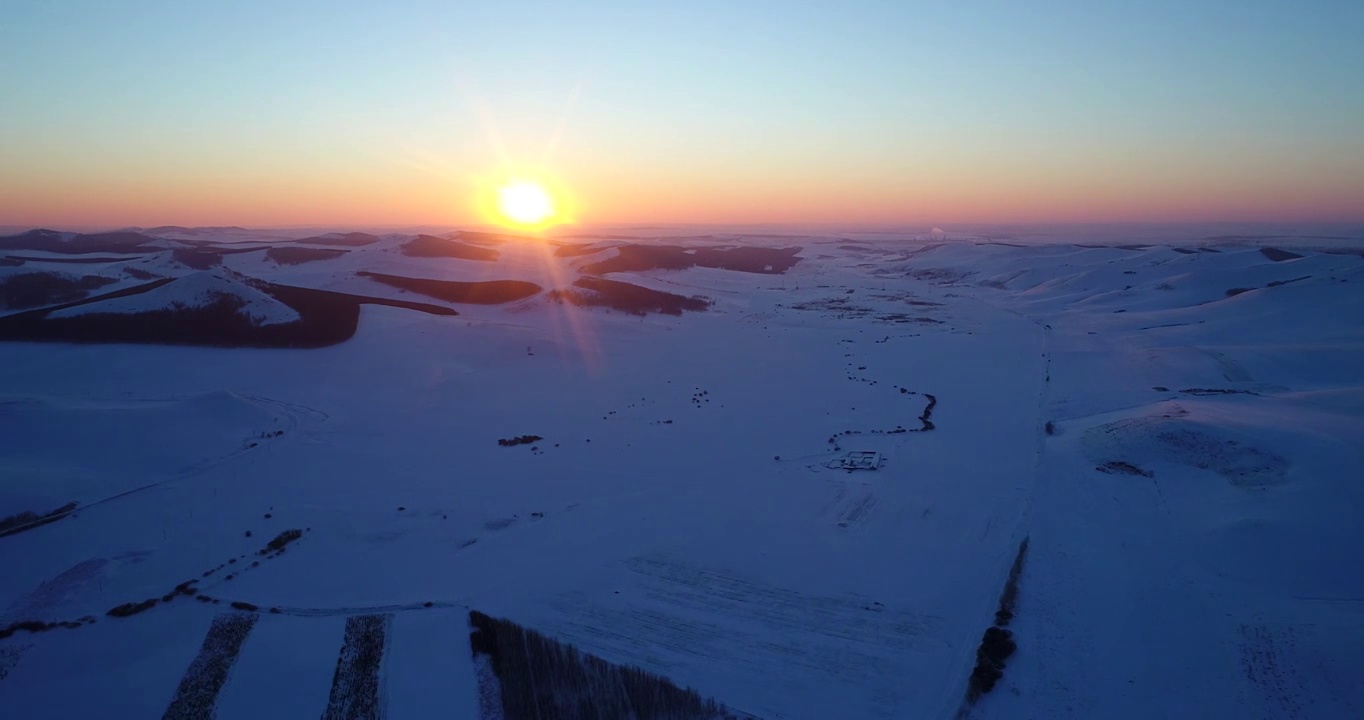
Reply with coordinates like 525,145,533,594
828,451,881,471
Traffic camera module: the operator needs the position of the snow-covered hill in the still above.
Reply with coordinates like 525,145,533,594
0,227,1361,719
49,271,300,326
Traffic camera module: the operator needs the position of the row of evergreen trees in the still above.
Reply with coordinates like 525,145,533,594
469,610,743,720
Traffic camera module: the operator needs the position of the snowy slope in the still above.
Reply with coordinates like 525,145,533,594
1,228,1361,719
49,271,300,326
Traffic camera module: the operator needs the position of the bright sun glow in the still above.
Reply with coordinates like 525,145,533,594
497,181,555,226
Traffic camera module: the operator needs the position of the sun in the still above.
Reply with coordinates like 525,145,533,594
497,181,555,226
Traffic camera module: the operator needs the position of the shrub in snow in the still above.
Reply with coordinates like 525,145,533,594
260,528,303,555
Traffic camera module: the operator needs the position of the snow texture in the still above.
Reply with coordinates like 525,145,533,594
1,224,1362,719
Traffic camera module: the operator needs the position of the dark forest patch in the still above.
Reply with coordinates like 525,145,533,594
171,248,224,270
124,266,160,280
322,614,389,720
4,255,134,264
1096,460,1153,477
0,502,78,538
357,272,540,304
499,435,543,447
452,230,528,246
966,538,1029,704
1259,247,1303,262
400,235,499,261
582,244,802,275
0,616,97,641
260,529,304,555
162,613,259,720
0,278,456,348
294,232,380,247
266,247,348,265
548,277,712,316
0,229,156,254
0,272,116,310
554,242,610,257
469,610,746,719
1180,388,1258,396
1227,275,1312,297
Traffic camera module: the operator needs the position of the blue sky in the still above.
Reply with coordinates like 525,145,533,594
2,1,1361,226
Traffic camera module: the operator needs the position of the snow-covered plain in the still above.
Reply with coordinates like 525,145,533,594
1,226,1362,718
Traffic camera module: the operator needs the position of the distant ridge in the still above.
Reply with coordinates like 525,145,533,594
0,229,158,254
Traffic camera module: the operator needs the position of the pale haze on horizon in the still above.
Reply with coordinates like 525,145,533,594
2,0,1362,228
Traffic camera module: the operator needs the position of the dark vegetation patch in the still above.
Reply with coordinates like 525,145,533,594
0,257,22,266
1180,388,1259,396
1172,247,1197,254
469,610,745,719
499,435,543,447
0,279,456,348
0,615,96,641
4,255,133,264
142,225,249,237
554,242,609,257
870,292,943,307
1226,275,1312,297
266,246,348,265
400,234,499,261
967,538,1029,704
787,295,942,325
826,392,936,450
322,614,388,720
1155,427,1289,487
0,501,78,538
171,248,224,270
9,529,309,641
162,613,259,720
1096,460,1153,477
582,243,802,275
124,266,160,280
260,528,304,555
295,232,380,247
0,229,157,254
452,230,526,246
548,277,712,316
1259,247,1303,262
0,272,116,309
107,598,160,617
877,313,942,324
357,272,541,304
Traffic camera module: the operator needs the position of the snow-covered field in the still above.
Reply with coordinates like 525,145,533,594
1,226,1362,718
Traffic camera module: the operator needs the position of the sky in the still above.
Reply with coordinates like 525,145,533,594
2,0,1362,228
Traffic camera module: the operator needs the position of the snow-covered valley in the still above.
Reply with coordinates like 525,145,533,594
1,227,1361,719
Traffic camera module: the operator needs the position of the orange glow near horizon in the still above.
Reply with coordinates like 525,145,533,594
3,143,1364,229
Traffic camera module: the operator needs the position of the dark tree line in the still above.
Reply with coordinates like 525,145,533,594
469,610,745,720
